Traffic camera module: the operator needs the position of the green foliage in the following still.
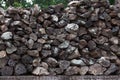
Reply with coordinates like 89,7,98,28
0,0,68,8
109,0,115,4
0,0,116,9
33,0,68,8
13,2,23,7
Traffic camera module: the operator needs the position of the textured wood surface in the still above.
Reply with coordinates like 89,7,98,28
0,76,120,80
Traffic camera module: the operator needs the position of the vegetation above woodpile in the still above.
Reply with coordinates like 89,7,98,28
0,0,116,8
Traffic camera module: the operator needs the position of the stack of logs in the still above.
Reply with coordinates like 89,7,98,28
0,0,120,76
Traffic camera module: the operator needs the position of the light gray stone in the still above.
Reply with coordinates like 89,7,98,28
6,45,17,54
0,51,6,58
71,59,86,66
65,23,79,33
59,41,70,49
1,32,13,40
51,15,58,22
32,67,49,75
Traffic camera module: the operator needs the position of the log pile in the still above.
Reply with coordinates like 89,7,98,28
0,0,120,76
